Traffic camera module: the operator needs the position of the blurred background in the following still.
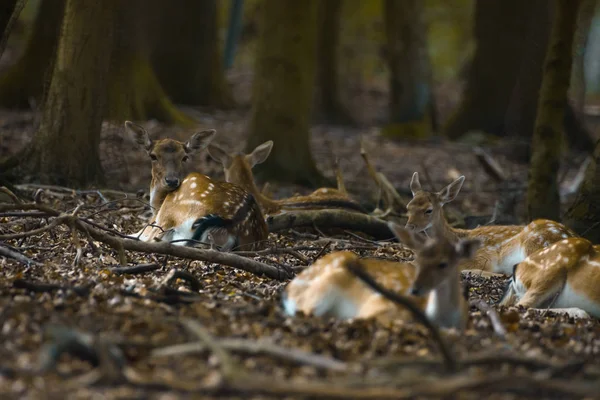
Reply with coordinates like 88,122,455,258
0,0,598,234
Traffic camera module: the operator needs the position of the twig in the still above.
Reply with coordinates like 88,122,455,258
182,319,236,382
0,243,42,266
344,260,457,372
159,268,201,292
312,240,332,262
470,299,507,337
0,186,22,204
473,147,506,183
110,263,160,275
267,210,396,240
234,246,311,264
151,337,348,372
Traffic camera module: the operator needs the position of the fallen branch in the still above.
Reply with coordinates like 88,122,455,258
159,268,201,292
151,337,348,372
0,203,293,280
267,210,397,241
13,279,91,296
0,243,42,266
110,263,161,275
471,299,507,337
344,260,457,372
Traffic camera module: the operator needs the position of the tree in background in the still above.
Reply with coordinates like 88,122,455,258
569,0,596,117
106,0,192,124
245,0,326,187
381,0,434,138
3,0,117,185
0,0,65,109
150,0,234,108
314,0,352,125
527,0,581,220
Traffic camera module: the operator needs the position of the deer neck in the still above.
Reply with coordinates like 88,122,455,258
231,170,281,215
149,178,169,215
428,208,464,242
425,269,466,330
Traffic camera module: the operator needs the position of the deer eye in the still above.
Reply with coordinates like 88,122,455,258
150,154,158,161
182,155,189,162
425,209,433,214
438,262,448,269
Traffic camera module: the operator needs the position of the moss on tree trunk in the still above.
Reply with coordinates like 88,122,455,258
0,0,65,109
314,0,352,125
245,0,327,187
8,0,117,186
564,140,600,242
527,0,581,221
381,0,433,139
149,0,234,108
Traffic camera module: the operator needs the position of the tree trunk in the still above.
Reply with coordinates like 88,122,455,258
527,0,581,221
381,0,432,139
0,0,24,59
570,0,596,116
150,0,234,108
314,0,352,125
6,0,117,186
245,0,326,187
0,0,66,109
564,140,600,242
444,0,542,139
105,0,193,124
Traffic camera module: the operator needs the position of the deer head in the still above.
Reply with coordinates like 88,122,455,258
125,121,216,193
405,172,465,233
389,222,480,296
208,141,273,185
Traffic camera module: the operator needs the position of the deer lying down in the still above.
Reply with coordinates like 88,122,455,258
124,121,268,251
406,172,577,274
499,238,600,319
282,222,481,330
207,141,367,216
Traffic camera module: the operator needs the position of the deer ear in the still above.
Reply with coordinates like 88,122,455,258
456,238,481,259
388,222,426,249
248,141,273,167
186,129,216,154
125,121,152,151
438,175,465,205
207,143,232,168
410,172,422,196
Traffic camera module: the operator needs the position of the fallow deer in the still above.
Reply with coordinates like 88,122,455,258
281,222,480,330
499,237,600,319
207,141,367,216
125,121,268,251
406,172,577,275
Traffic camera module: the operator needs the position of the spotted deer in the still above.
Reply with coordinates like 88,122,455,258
125,121,268,251
207,141,367,216
406,172,577,275
499,238,600,319
281,222,480,330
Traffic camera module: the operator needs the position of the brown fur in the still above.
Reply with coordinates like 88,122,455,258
500,238,600,317
406,172,578,274
207,141,366,216
125,121,268,250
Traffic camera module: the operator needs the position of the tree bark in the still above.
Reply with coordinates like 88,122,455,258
150,0,234,108
527,0,581,221
245,0,326,187
0,0,66,109
314,0,352,125
570,0,596,116
7,0,117,186
381,0,433,138
564,139,600,242
106,0,193,124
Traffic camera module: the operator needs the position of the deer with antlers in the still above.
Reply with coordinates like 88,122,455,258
499,238,600,319
405,172,578,275
125,121,268,251
281,222,480,330
207,141,367,216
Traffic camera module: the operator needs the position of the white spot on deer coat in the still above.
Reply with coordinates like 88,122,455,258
190,182,197,189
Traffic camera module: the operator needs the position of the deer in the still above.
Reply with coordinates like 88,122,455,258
207,141,368,216
124,121,268,251
281,222,481,330
405,172,578,275
499,237,600,319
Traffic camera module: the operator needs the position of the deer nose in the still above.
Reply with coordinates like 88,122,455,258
165,177,180,188
405,223,416,231
410,287,420,296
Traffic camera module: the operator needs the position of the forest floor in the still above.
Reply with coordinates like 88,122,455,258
1,107,600,399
